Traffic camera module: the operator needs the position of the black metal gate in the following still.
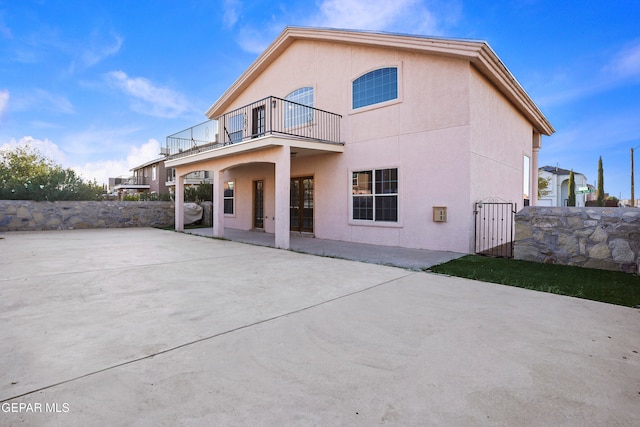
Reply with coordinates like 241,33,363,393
474,199,517,258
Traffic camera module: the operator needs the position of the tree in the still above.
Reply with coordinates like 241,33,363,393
538,176,551,198
597,156,605,207
184,182,212,202
0,143,102,201
567,170,576,206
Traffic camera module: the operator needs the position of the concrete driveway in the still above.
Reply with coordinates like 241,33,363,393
0,228,638,426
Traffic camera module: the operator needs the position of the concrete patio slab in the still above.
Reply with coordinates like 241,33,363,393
0,228,638,426
186,227,465,270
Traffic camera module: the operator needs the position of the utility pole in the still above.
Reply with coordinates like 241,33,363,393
632,147,635,208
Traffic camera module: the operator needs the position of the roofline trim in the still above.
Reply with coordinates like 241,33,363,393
205,27,554,136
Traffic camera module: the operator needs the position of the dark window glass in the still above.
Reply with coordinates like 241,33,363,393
353,196,373,220
224,181,234,214
352,168,398,222
375,168,398,194
352,67,398,109
375,195,398,222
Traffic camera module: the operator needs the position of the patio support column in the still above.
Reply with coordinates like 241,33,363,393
175,174,184,231
274,146,290,249
212,169,224,238
532,132,541,207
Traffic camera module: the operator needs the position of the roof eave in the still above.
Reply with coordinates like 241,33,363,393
473,45,555,136
206,27,555,136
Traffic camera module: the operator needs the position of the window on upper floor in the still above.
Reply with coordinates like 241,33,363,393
285,87,314,128
352,67,398,109
227,113,244,143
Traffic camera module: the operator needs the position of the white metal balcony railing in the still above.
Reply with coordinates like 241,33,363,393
164,96,342,159
113,177,150,187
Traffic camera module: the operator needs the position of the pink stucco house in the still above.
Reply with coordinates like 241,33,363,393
164,27,554,253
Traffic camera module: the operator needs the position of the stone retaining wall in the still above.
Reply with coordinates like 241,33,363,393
515,206,640,274
0,200,175,231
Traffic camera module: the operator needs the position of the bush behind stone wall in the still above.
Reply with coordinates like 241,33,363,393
0,200,175,231
515,206,640,274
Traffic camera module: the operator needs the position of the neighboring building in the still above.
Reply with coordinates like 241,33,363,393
538,166,589,207
109,158,212,199
109,158,167,198
164,27,554,253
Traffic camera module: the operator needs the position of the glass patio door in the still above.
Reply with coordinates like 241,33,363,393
290,177,313,233
254,180,264,229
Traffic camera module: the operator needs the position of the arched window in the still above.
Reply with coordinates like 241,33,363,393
285,87,314,128
352,67,398,109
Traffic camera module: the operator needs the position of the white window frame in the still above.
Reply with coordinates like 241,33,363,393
350,64,402,114
224,181,235,215
350,167,400,225
284,86,314,129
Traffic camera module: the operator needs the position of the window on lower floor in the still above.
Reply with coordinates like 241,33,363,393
352,168,398,222
523,155,531,206
224,181,234,214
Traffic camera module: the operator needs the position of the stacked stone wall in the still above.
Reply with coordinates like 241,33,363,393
515,207,640,274
0,200,175,231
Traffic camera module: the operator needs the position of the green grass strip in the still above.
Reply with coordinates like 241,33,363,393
429,255,640,307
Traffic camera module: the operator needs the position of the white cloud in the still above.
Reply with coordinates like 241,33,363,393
312,0,442,35
539,40,640,107
236,25,275,55
70,32,123,73
106,71,191,118
0,136,68,165
59,124,142,158
1,134,163,187
604,39,640,80
0,89,8,117
125,138,161,170
73,139,162,185
230,0,455,55
223,0,241,28
73,159,128,185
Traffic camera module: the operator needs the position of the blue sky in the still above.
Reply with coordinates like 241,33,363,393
1,0,639,200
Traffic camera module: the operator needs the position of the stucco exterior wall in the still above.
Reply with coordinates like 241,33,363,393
174,35,547,254
469,66,534,212
212,39,479,252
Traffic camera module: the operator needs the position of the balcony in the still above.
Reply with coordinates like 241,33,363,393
112,176,150,192
165,96,342,159
113,176,149,187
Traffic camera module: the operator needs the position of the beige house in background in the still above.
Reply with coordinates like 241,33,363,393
164,27,554,253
